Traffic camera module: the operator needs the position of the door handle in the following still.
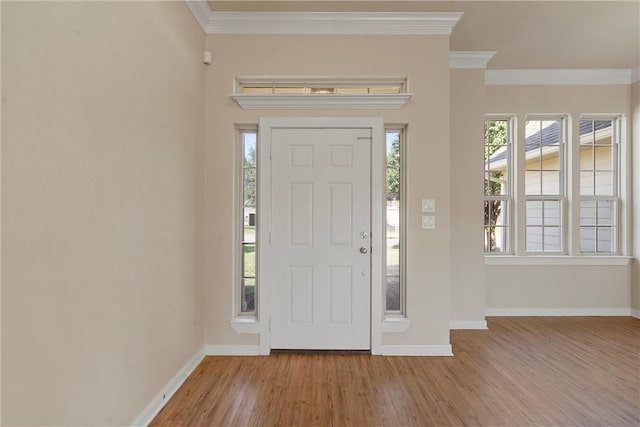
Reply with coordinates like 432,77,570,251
359,247,369,254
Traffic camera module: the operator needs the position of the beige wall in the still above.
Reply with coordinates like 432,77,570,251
204,34,452,347
484,84,631,311
450,69,486,322
486,265,630,310
632,81,640,313
1,2,204,425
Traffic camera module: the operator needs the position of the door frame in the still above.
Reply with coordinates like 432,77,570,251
258,117,384,355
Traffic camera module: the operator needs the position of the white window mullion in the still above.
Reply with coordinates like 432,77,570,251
568,116,580,255
515,115,527,255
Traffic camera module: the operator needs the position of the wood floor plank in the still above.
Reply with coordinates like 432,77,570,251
150,317,640,427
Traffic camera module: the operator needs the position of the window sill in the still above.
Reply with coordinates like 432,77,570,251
230,93,413,110
485,255,631,266
382,315,411,333
230,317,260,334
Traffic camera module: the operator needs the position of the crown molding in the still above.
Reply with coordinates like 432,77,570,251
185,1,211,32
449,51,496,69
230,93,413,110
197,11,462,35
485,69,636,86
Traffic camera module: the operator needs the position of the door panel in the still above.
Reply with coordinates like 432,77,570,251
270,127,371,350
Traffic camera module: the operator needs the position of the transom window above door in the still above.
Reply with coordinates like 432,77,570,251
236,77,406,94
230,77,412,110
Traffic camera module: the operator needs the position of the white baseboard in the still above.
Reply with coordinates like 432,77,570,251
381,344,453,356
485,308,631,317
131,346,205,427
449,320,488,330
205,345,261,356
631,309,640,319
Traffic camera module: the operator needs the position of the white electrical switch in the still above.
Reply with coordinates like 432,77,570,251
422,215,436,229
422,199,435,212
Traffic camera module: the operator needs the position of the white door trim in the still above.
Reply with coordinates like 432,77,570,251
258,117,384,355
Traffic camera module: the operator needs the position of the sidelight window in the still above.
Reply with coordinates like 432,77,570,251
239,128,257,315
385,127,405,314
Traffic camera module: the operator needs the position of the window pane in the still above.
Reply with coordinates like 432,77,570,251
596,228,613,252
594,146,613,169
336,87,368,94
525,119,542,139
541,171,561,195
580,200,596,226
243,208,256,242
595,171,614,196
274,87,305,94
371,87,401,94
484,200,509,252
241,278,256,312
240,130,258,314
386,275,400,311
525,171,541,195
487,163,507,196
580,227,596,252
243,168,256,208
386,130,403,313
526,201,543,225
526,227,543,251
597,200,614,226
243,244,255,277
580,171,594,196
594,120,613,140
242,87,272,94
309,87,336,94
580,146,595,169
243,134,257,166
581,119,595,136
543,200,561,226
543,227,561,251
540,120,561,145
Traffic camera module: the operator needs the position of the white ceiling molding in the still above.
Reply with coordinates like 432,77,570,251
632,66,640,84
185,1,211,32
230,93,413,110
449,51,496,69
485,69,636,86
197,11,463,35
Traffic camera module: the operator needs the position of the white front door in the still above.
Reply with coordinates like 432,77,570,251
269,127,372,350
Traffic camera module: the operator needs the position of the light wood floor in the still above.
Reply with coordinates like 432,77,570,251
151,317,640,426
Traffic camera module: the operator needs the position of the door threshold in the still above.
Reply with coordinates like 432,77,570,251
271,349,371,355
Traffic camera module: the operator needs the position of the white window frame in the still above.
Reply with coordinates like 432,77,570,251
485,112,630,265
230,77,413,110
231,126,261,334
522,115,567,255
578,115,622,255
234,76,408,94
384,126,406,316
484,115,515,255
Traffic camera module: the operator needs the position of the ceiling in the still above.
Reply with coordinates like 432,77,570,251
207,1,640,69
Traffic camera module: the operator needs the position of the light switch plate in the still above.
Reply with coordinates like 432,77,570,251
422,199,435,212
422,215,435,229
